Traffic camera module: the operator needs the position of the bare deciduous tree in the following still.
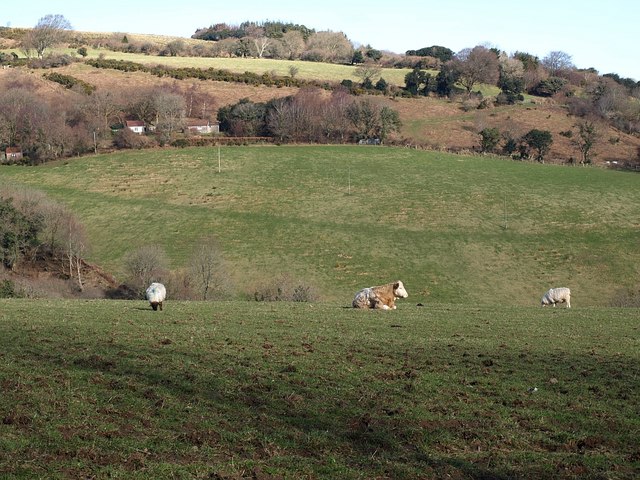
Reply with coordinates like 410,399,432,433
453,46,500,94
154,91,186,139
184,84,217,120
318,88,352,142
0,87,68,163
188,236,231,300
305,31,353,63
267,88,323,142
542,51,574,76
60,214,88,291
124,245,169,296
126,88,158,125
354,63,382,87
279,30,305,60
252,36,271,58
22,14,72,58
80,90,122,138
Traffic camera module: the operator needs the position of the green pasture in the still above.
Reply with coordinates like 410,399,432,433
0,299,638,479
3,47,413,86
0,146,638,305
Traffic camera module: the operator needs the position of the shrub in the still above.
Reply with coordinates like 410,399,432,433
187,237,233,301
28,54,75,69
171,138,190,148
610,286,640,307
43,72,95,95
113,129,155,150
0,197,42,270
375,78,389,93
495,92,524,105
0,279,19,298
479,128,501,153
123,245,170,297
531,77,567,96
251,274,320,302
502,136,518,155
520,129,553,162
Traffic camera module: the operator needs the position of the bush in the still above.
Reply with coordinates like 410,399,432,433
171,138,190,148
123,245,170,297
251,274,320,302
43,72,95,95
28,54,75,69
531,77,567,96
495,92,524,105
0,279,19,298
610,286,640,307
113,129,156,150
479,128,501,153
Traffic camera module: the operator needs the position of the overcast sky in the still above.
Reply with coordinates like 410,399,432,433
4,0,639,80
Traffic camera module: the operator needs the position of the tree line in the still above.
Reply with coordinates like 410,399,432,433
217,89,401,144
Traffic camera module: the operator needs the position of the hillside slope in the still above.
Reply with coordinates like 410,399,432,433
1,146,638,306
3,58,636,164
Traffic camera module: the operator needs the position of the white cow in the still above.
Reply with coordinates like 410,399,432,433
541,287,571,308
146,282,166,311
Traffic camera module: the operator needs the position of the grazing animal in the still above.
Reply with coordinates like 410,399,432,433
146,282,166,311
352,280,408,310
541,287,571,308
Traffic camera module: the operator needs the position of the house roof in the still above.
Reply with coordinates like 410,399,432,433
6,147,21,153
125,120,145,127
185,118,218,127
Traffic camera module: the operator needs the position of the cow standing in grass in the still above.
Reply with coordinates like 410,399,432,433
146,282,166,311
541,287,571,308
352,281,408,310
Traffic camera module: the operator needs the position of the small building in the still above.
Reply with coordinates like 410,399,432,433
5,147,23,161
185,119,219,135
125,120,146,134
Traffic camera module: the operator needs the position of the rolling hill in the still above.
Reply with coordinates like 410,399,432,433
1,146,638,306
1,47,638,164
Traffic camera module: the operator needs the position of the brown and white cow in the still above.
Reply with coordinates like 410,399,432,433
352,280,408,310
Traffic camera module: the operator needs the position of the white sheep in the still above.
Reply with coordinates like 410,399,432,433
146,282,166,311
541,287,571,308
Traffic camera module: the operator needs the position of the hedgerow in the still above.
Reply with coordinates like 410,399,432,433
85,58,334,90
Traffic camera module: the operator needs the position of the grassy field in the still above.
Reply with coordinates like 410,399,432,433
2,47,414,87
0,299,638,479
1,146,638,305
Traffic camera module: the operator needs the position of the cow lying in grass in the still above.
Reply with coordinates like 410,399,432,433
146,282,166,311
352,281,408,309
541,287,571,308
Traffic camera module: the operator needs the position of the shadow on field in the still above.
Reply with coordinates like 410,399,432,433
10,322,638,479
